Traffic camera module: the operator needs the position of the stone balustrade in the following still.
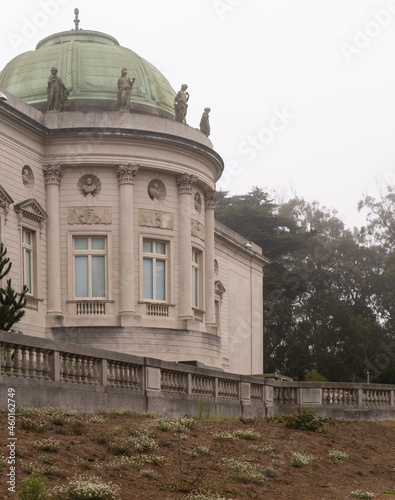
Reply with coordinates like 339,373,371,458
0,330,394,420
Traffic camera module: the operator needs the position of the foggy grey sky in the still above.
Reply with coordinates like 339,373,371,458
1,0,395,229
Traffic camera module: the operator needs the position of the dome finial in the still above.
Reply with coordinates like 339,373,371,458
74,8,80,30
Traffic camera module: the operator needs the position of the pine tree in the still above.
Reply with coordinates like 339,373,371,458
0,242,27,331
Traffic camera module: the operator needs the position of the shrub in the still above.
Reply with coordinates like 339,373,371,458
233,428,261,440
152,417,173,432
222,457,266,484
350,491,375,499
18,469,48,500
328,450,348,464
186,494,235,500
212,431,238,442
32,439,61,452
140,469,155,478
19,417,46,433
51,475,120,500
284,409,335,433
248,443,274,454
129,430,158,452
290,451,315,467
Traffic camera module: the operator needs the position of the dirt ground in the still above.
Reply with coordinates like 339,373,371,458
0,408,394,500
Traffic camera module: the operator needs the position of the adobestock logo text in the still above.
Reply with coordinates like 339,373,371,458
8,0,71,53
341,1,395,63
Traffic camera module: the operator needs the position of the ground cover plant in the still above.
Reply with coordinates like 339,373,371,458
0,408,394,499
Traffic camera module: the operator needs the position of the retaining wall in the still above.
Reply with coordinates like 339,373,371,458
1,331,394,420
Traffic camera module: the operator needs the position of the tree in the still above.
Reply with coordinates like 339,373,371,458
0,242,27,331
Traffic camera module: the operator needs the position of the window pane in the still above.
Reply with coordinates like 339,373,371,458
92,256,105,297
75,238,88,250
24,249,32,293
23,230,31,245
192,267,198,307
156,242,166,255
193,251,199,264
75,256,88,297
143,240,153,253
92,238,105,250
156,259,166,301
143,258,153,299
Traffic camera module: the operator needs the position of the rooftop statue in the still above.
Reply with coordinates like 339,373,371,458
47,67,69,112
118,68,135,113
199,107,211,137
174,84,189,123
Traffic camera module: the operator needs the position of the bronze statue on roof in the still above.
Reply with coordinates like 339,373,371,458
174,84,189,123
118,68,135,113
47,67,69,112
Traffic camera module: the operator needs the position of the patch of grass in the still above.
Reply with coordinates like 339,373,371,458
212,431,238,442
290,452,315,467
32,438,61,452
51,474,120,499
221,457,268,484
350,491,375,499
233,428,261,440
328,450,349,464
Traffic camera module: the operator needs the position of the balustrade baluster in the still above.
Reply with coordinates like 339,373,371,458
13,345,21,376
69,355,77,382
75,356,82,383
91,358,99,385
107,361,114,386
61,354,69,382
0,342,5,375
35,350,43,379
112,362,119,387
80,357,87,383
21,347,29,377
42,350,50,380
5,345,13,375
27,348,36,378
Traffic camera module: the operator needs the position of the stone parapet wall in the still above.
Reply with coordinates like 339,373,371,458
0,331,394,420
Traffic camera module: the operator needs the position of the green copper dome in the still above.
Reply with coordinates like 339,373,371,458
0,29,176,118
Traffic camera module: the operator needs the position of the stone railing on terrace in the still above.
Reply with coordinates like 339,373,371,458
0,330,394,420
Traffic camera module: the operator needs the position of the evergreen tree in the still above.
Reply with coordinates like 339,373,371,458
0,242,27,331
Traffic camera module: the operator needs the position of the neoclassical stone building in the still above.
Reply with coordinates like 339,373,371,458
0,21,268,375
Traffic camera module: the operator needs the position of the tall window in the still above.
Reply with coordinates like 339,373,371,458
73,237,106,298
192,249,201,308
143,240,167,301
22,228,34,294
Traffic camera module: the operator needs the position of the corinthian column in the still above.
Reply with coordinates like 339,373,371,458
205,190,217,330
43,164,63,320
116,164,139,323
177,173,197,320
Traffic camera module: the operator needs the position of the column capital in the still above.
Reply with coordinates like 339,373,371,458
43,164,62,186
116,164,139,185
176,173,198,194
205,190,217,209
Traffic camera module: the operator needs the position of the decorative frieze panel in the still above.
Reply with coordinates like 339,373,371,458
191,219,205,241
68,207,112,225
138,209,174,230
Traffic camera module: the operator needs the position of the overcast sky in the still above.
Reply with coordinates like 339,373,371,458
1,0,395,229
